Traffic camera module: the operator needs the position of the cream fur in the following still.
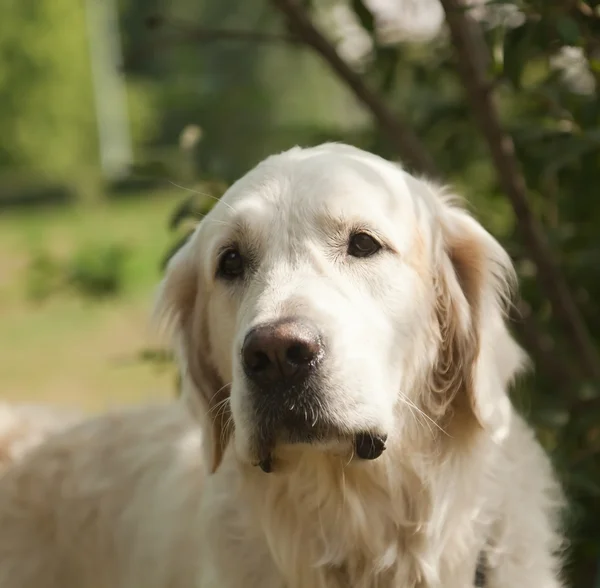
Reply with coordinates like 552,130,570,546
0,402,81,472
0,144,565,588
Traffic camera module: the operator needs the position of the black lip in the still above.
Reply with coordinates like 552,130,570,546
354,431,387,460
258,456,273,473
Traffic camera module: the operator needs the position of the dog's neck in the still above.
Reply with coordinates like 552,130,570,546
236,429,491,588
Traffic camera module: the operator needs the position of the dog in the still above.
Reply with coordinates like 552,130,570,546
0,144,565,588
0,402,81,472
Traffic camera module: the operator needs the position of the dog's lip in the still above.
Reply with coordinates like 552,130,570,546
257,456,273,473
354,431,388,460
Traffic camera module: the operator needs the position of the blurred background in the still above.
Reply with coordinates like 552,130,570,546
0,0,599,584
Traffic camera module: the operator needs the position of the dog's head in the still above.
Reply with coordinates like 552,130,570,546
156,144,525,473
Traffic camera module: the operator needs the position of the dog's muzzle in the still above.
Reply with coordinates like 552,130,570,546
241,317,388,472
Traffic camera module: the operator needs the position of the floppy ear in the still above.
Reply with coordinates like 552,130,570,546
154,235,232,473
428,189,526,433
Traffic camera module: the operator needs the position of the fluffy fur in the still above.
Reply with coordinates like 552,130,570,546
0,144,564,588
0,402,81,472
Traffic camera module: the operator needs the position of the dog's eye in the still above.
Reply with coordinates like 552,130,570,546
347,232,381,258
217,248,245,279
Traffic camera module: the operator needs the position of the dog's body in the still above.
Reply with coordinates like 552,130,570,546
0,402,562,588
0,402,81,471
0,145,564,587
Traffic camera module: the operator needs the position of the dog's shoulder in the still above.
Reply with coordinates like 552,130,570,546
0,401,206,506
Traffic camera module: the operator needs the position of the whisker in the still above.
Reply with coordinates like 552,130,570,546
207,385,232,418
167,180,234,212
398,391,450,437
344,445,355,468
222,414,235,446
207,399,228,420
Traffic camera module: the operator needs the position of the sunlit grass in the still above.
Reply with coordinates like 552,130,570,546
0,191,185,412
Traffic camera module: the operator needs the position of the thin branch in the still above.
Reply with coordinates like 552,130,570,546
439,0,600,384
159,18,301,45
269,0,439,178
124,18,301,69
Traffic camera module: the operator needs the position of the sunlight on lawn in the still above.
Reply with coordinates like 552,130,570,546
0,192,183,413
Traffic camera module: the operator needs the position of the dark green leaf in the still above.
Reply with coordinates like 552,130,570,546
556,16,581,45
129,161,171,180
351,0,375,34
503,22,534,89
168,197,197,231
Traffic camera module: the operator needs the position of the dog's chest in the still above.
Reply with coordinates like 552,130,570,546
257,482,427,588
236,456,487,588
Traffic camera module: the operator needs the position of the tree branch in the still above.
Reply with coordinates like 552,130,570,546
124,18,301,70
439,0,600,384
269,0,439,178
154,18,301,45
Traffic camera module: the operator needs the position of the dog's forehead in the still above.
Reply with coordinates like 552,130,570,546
213,150,418,228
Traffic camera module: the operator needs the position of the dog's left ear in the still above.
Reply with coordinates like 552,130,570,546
154,234,232,473
430,191,526,431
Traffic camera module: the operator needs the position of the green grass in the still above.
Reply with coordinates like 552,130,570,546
0,191,185,413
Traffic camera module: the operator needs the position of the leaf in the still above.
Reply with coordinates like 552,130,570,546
129,160,171,180
503,22,534,89
556,16,581,45
374,46,399,94
564,471,600,498
168,196,197,231
137,348,174,365
539,129,600,187
590,58,600,74
351,0,375,34
535,406,570,428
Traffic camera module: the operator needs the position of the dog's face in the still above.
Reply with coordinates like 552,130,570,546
158,144,522,473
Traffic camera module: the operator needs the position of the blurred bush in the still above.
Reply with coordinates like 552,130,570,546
26,252,65,302
68,243,129,298
26,243,129,301
0,180,75,210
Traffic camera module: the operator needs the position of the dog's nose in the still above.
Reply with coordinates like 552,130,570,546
242,318,322,386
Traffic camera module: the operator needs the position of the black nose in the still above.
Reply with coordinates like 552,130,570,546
242,318,322,387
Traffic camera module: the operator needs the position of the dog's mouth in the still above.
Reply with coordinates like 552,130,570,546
246,384,388,473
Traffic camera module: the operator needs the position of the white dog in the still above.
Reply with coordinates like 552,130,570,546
0,144,564,588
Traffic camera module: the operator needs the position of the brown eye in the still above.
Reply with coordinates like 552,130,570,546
347,232,381,258
217,248,245,279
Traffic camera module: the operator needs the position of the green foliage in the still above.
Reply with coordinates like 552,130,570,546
0,0,95,176
352,0,376,33
67,243,129,298
26,243,129,301
26,252,64,302
0,0,159,192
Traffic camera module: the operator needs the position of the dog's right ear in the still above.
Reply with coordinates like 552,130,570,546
154,235,232,473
